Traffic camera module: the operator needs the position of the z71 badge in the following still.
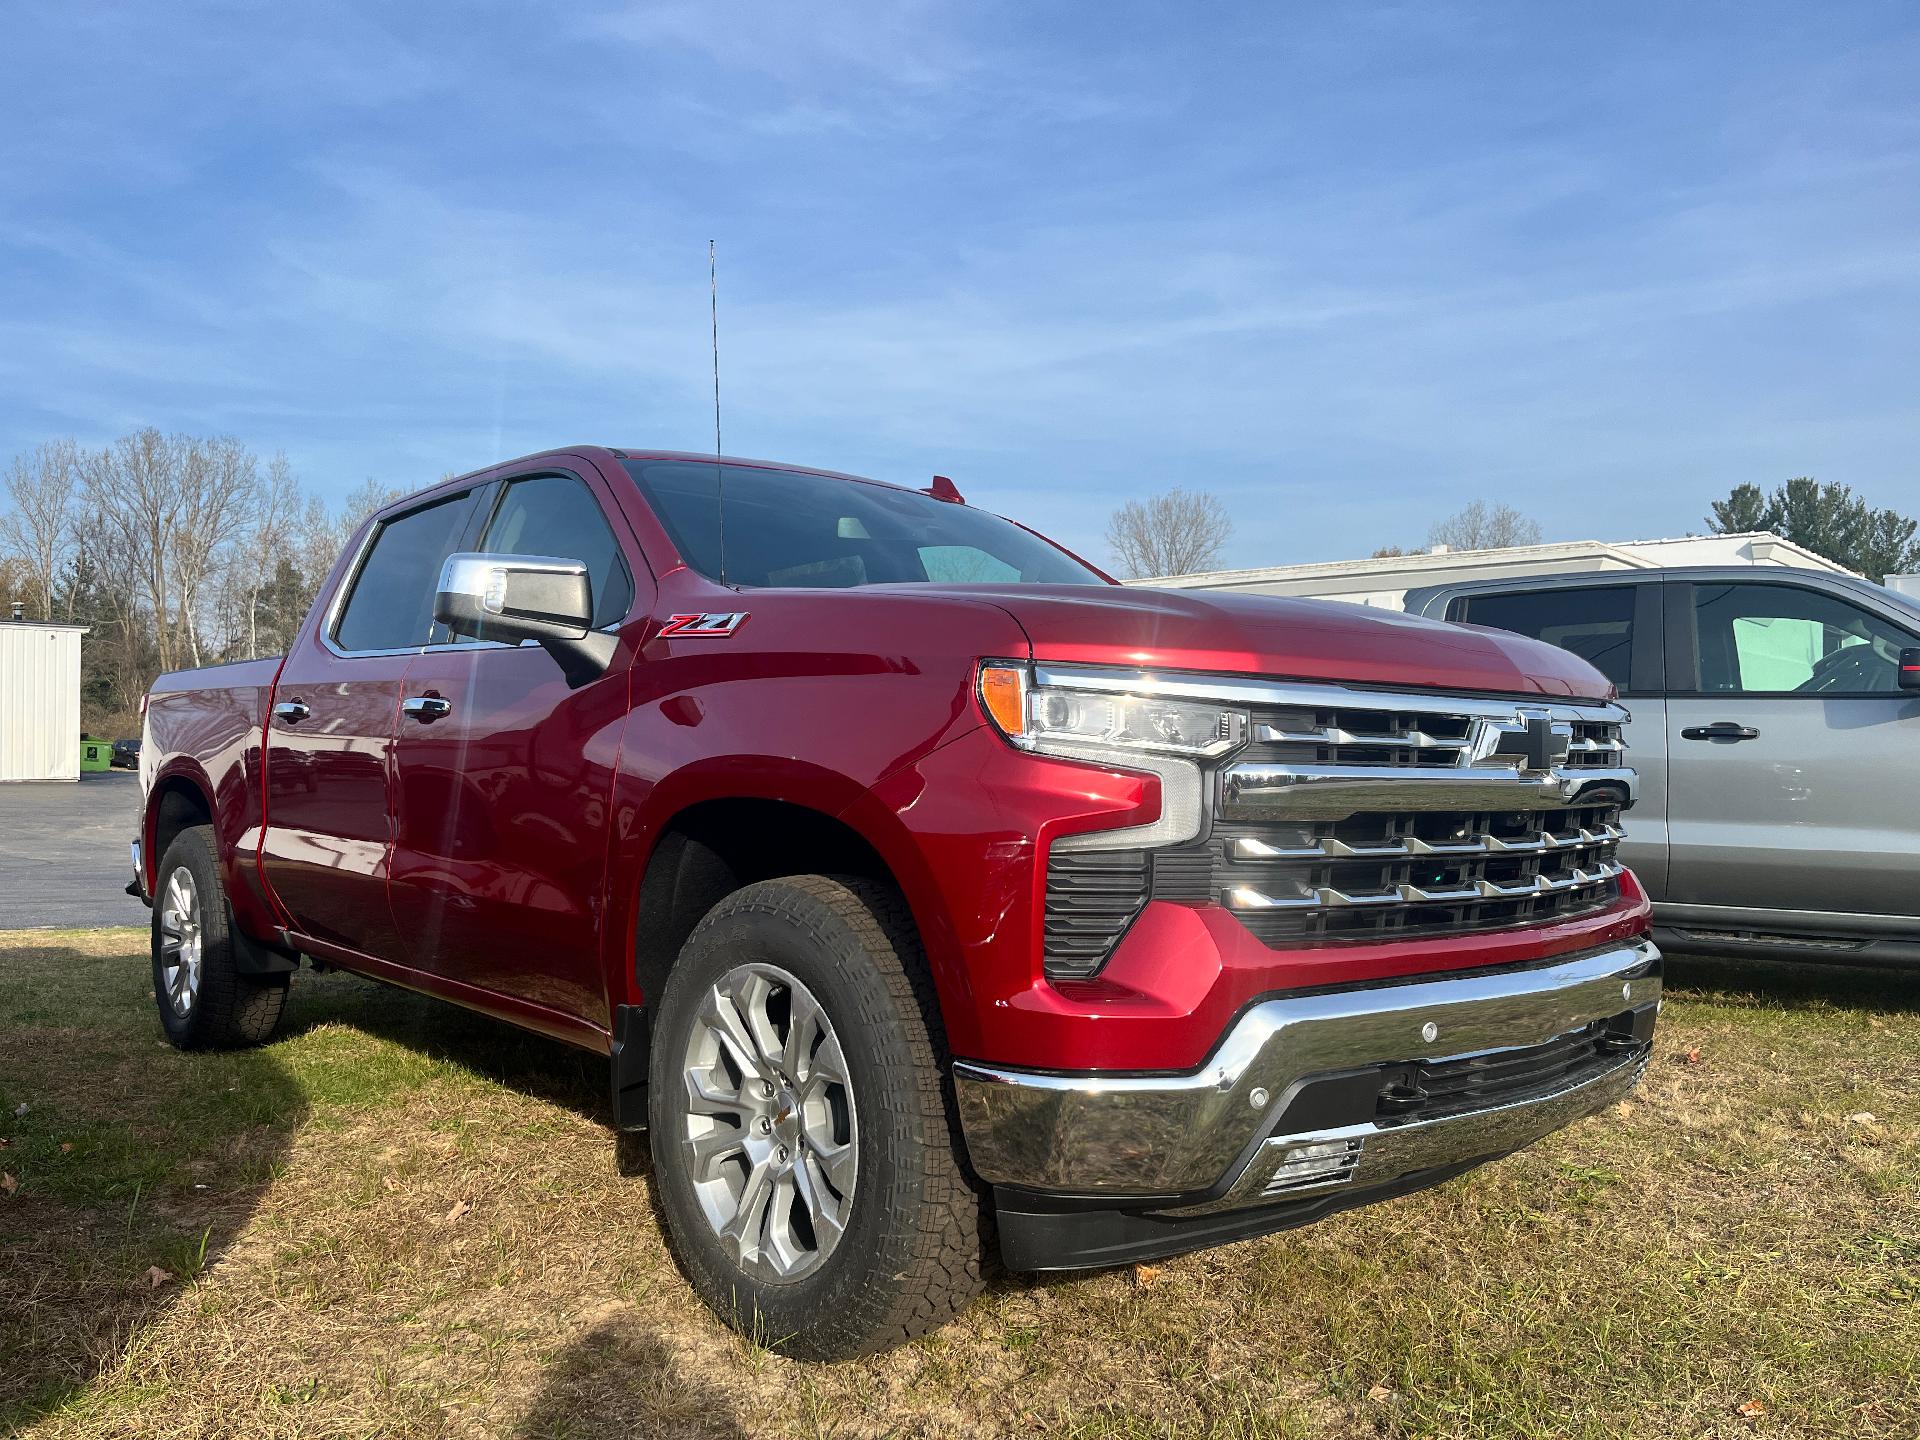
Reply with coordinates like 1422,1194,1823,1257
659,611,749,638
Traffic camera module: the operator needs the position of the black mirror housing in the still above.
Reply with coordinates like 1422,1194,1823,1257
1900,647,1920,692
434,553,616,687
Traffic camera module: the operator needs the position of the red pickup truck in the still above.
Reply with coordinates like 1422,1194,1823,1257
136,447,1658,1357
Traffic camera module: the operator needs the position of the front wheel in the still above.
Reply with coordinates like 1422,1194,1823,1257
151,825,289,1050
647,875,984,1359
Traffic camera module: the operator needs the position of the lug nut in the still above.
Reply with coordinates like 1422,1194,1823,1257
757,1116,772,1134
760,1080,775,1098
776,1145,790,1164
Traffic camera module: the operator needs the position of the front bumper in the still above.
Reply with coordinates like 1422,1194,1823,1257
956,936,1658,1267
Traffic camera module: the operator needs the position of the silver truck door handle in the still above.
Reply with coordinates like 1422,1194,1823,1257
272,699,310,724
402,695,453,723
1680,721,1759,741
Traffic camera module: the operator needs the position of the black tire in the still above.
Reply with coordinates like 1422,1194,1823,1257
647,875,985,1359
151,825,289,1050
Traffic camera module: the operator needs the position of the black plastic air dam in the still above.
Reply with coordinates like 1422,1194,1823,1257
993,1156,1493,1271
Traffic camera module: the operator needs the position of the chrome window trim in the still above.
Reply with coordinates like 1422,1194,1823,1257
321,469,638,662
322,489,482,661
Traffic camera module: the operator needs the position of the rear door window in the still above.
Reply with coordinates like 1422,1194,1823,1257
1455,587,1636,690
333,492,476,653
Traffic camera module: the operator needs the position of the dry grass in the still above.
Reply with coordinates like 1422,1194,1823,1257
1,927,1916,1439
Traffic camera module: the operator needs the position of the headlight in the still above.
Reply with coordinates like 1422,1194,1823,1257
977,663,1246,758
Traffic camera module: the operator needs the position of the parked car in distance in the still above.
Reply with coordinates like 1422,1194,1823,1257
134,446,1659,1357
1406,565,1920,966
111,737,141,769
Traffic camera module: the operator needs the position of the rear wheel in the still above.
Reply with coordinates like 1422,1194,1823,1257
647,875,984,1359
151,825,289,1050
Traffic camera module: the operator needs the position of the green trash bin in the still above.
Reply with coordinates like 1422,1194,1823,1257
79,736,112,772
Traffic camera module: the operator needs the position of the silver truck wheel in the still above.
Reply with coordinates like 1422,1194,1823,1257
679,963,857,1282
648,875,984,1359
158,865,204,1017
150,825,289,1051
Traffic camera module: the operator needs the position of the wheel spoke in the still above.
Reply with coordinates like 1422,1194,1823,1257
733,969,784,1068
792,1150,847,1247
699,990,768,1085
685,1065,744,1117
720,1157,776,1262
807,1134,855,1195
782,987,824,1083
685,1124,745,1182
762,1171,809,1276
806,1028,850,1092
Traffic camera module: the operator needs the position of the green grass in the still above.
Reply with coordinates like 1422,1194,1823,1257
0,929,1916,1438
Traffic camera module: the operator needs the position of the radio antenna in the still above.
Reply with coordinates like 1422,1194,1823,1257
710,239,727,583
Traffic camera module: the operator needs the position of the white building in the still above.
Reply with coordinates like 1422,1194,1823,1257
1132,531,1852,610
0,615,91,781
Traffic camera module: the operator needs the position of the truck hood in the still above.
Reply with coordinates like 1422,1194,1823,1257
929,583,1610,700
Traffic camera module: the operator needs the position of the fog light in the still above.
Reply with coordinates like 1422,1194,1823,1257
1260,1137,1364,1196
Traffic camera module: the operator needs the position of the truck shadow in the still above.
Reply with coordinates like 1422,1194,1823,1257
509,1322,749,1440
1663,951,1920,1015
273,969,616,1125
0,937,309,1429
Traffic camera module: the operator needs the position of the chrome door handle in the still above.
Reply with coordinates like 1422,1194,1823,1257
272,699,310,724
402,695,453,723
1680,722,1759,741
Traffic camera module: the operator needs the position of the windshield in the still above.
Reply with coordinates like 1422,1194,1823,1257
623,461,1106,589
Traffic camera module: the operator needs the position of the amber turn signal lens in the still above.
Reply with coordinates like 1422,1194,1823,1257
977,665,1028,738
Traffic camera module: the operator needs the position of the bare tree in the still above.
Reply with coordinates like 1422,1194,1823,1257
1105,488,1233,578
1427,501,1542,552
173,436,261,666
0,440,79,620
219,451,301,659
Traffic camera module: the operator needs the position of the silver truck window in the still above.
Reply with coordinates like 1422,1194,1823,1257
1692,582,1916,694
1459,587,1634,689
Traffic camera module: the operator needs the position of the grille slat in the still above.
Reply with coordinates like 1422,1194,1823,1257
1043,850,1150,979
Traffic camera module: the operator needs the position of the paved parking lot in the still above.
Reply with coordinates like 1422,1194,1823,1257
0,771,147,929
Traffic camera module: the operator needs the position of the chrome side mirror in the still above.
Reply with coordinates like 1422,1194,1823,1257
433,553,616,687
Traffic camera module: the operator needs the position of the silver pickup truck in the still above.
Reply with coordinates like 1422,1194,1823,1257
1405,565,1920,967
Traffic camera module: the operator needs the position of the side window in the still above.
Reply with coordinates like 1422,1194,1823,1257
333,493,475,653
1691,583,1913,695
479,475,634,630
1457,587,1635,690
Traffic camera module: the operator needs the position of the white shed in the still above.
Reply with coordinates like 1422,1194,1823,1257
0,618,91,782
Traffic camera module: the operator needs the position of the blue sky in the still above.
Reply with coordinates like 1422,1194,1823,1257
4,2,1917,568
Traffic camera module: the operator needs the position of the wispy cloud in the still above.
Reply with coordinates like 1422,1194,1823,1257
2,2,1918,567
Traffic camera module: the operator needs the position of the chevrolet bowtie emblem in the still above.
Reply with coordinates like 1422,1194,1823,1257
1472,709,1574,770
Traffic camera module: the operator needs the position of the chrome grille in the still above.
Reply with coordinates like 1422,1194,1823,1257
1213,686,1629,945
1038,678,1632,978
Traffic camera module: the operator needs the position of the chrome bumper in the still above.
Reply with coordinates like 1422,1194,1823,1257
954,938,1659,1213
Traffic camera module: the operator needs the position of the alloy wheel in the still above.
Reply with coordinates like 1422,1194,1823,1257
678,963,857,1282
158,865,203,1018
